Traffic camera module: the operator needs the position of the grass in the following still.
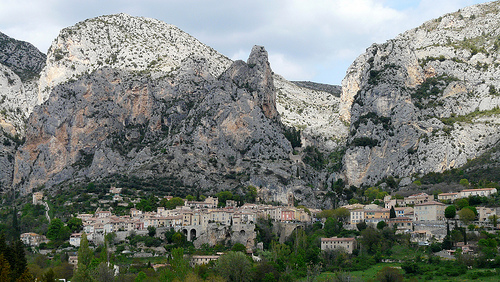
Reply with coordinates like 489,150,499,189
313,263,499,281
440,107,500,125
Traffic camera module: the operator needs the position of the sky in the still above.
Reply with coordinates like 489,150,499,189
0,0,493,85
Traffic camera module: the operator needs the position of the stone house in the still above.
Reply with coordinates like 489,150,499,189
321,237,357,254
413,201,446,221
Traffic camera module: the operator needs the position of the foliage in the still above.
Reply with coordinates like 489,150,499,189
445,205,456,219
303,146,326,170
46,218,70,243
283,126,302,148
351,137,379,148
375,266,403,282
364,187,388,202
216,251,252,282
66,217,83,233
458,208,475,225
147,226,156,237
215,191,233,207
161,197,185,210
389,207,396,219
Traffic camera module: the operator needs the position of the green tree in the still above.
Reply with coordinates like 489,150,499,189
376,266,403,282
324,217,342,237
445,205,456,220
377,221,387,230
12,240,27,280
458,208,475,225
147,226,156,237
46,218,70,242
459,179,469,187
67,217,83,233
169,248,190,280
164,197,184,210
231,243,247,253
454,198,469,210
216,191,233,207
0,254,10,282
245,186,258,203
356,221,367,232
186,195,195,201
389,206,396,218
94,262,114,282
360,227,382,254
41,268,56,282
77,233,92,267
488,214,498,227
216,251,251,282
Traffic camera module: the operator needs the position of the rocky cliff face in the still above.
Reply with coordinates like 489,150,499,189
6,14,343,205
13,44,324,206
36,14,341,151
0,32,45,192
341,1,500,187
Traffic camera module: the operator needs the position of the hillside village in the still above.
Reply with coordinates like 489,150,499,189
19,185,500,268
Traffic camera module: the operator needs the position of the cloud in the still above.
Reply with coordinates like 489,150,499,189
269,52,314,81
0,0,492,85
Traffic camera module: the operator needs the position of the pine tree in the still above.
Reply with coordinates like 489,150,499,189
12,240,27,280
12,207,20,241
0,254,10,282
389,206,396,218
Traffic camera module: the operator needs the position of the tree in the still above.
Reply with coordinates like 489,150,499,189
231,243,247,253
0,254,10,282
46,218,70,242
41,268,56,282
459,179,470,187
462,206,478,217
164,197,184,210
445,205,456,220
360,227,382,254
77,233,92,267
67,217,83,232
458,208,475,225
488,214,498,227
245,186,258,203
389,206,396,219
356,221,367,232
216,191,233,207
376,266,403,282
324,217,342,237
186,195,195,201
94,262,114,282
216,251,251,282
147,226,156,237
169,248,190,280
454,198,469,210
377,221,387,230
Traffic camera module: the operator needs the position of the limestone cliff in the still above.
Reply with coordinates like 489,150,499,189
13,44,323,207
5,14,344,206
341,1,500,186
0,32,45,192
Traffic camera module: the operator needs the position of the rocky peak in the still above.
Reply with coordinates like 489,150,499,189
37,13,232,105
225,46,278,120
340,1,500,187
0,31,46,81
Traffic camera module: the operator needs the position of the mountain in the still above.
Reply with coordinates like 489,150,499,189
11,14,340,206
340,1,500,187
0,32,45,192
5,2,500,204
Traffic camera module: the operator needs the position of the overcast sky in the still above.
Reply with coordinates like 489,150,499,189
0,0,493,85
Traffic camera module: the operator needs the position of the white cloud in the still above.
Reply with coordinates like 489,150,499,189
0,0,493,85
269,53,314,81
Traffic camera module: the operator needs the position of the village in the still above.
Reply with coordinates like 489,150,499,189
18,185,500,268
